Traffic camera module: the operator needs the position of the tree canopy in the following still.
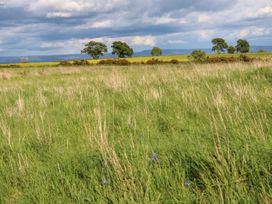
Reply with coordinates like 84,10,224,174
189,50,207,63
111,41,134,58
236,39,250,53
227,46,236,54
151,47,162,56
212,38,228,53
81,41,108,59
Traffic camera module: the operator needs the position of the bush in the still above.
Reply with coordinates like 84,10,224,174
228,46,236,54
207,55,254,63
239,54,253,62
189,50,207,63
73,60,90,66
59,61,73,66
98,59,131,66
115,59,131,66
258,49,266,53
146,58,164,65
207,56,239,63
98,59,116,65
170,59,180,64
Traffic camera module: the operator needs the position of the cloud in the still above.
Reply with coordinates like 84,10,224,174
132,36,156,47
0,0,271,56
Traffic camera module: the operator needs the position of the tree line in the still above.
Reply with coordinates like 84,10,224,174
81,38,251,59
211,38,250,54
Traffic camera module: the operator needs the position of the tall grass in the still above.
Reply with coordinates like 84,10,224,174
0,62,271,203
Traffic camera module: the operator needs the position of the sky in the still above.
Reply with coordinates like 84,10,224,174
0,0,271,56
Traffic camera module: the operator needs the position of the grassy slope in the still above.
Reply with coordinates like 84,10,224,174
1,52,272,68
0,62,272,203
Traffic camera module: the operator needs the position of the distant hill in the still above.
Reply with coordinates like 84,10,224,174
0,46,272,64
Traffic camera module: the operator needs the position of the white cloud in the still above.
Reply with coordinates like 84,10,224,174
230,27,272,39
198,30,215,39
90,20,113,28
132,36,156,47
46,12,72,18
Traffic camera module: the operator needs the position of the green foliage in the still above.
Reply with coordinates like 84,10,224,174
239,54,253,62
98,59,130,66
258,49,266,53
207,55,254,63
212,38,229,53
170,59,179,64
73,60,91,66
228,46,236,54
151,47,162,56
59,61,73,66
81,41,108,59
236,39,250,53
111,41,134,58
189,50,207,63
146,58,164,64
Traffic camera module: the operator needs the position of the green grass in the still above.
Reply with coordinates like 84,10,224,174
1,52,272,68
0,62,272,203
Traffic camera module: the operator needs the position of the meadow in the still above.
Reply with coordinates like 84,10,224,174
0,61,272,203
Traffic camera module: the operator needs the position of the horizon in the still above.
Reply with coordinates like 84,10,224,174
1,45,272,58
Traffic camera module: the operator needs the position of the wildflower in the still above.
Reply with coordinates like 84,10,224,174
184,180,191,188
150,153,158,162
101,177,109,186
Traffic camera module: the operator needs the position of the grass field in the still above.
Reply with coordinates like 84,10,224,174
0,62,272,203
1,52,272,68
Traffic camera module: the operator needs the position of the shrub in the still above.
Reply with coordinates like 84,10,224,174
98,59,131,66
98,59,116,65
73,60,90,66
59,61,73,66
239,54,253,62
146,58,164,65
258,49,266,53
189,50,207,63
228,46,236,54
115,59,131,66
132,61,145,65
207,55,254,63
170,59,180,64
207,56,240,63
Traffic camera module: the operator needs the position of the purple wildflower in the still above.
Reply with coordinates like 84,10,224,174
150,153,158,162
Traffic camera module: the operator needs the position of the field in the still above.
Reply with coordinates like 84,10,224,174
0,62,272,203
1,52,272,68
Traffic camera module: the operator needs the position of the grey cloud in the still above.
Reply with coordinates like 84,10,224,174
0,0,271,56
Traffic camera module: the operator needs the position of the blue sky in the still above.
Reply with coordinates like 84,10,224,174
0,0,271,56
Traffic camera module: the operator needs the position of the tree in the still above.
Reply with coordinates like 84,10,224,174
189,50,207,63
212,38,228,53
236,39,250,53
258,49,266,53
111,41,134,58
227,46,236,54
81,41,108,59
151,47,162,56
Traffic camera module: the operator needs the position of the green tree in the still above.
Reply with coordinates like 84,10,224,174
111,41,134,58
212,38,229,53
151,47,162,56
189,50,207,63
81,41,108,59
236,39,250,53
227,46,236,54
258,49,266,53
